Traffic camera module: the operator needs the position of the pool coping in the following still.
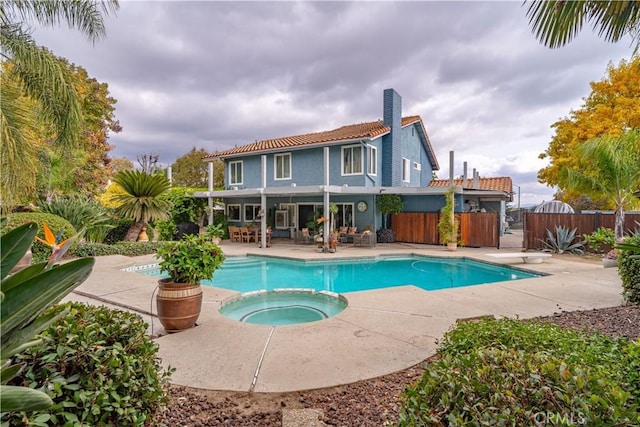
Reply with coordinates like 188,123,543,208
66,240,624,393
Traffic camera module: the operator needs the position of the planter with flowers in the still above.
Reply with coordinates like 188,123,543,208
155,233,225,333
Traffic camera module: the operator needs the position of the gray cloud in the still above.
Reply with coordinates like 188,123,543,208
33,1,633,205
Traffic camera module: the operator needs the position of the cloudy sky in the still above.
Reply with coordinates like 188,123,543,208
34,1,633,206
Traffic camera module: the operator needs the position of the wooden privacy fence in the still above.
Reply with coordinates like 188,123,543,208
523,212,640,250
391,212,500,248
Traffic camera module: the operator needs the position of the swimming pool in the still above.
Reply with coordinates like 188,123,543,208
133,255,540,293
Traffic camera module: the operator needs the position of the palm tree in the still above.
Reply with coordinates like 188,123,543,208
112,170,172,241
565,130,640,242
0,0,119,210
525,1,640,50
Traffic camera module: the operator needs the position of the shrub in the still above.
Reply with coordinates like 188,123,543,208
399,318,638,426
2,213,77,262
159,186,207,225
155,219,178,241
37,196,114,243
619,234,640,304
582,227,615,253
73,241,164,257
376,228,395,243
4,303,172,426
103,218,134,244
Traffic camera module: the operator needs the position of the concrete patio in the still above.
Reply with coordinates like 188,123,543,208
65,231,624,393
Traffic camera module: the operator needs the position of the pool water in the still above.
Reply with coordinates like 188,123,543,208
135,255,539,293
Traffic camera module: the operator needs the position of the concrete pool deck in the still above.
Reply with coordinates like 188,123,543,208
65,235,624,393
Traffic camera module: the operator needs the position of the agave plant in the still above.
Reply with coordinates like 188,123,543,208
539,225,585,255
1,222,94,412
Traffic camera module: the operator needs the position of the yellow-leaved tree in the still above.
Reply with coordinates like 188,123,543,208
538,56,640,208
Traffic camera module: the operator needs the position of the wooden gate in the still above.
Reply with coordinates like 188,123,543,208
391,212,500,248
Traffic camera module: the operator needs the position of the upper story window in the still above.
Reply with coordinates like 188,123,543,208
402,157,410,183
229,160,243,186
342,145,363,175
367,145,377,175
274,153,291,180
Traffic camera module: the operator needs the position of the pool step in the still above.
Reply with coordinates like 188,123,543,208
222,257,267,269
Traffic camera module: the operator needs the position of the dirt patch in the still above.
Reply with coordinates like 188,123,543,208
154,305,640,427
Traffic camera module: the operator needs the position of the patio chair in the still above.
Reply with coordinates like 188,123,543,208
239,226,253,243
257,227,272,247
300,228,314,245
229,226,241,242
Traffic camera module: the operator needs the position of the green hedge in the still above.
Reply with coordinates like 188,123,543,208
619,235,640,304
2,213,77,263
73,241,164,257
399,318,639,426
3,303,171,426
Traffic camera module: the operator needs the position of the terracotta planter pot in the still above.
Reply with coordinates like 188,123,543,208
446,242,457,251
156,278,203,333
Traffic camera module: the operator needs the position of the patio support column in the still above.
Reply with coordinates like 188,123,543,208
208,161,214,226
261,155,267,248
323,147,330,249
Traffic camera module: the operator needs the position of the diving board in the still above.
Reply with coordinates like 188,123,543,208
485,252,552,264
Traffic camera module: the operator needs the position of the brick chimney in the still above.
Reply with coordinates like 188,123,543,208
382,88,402,186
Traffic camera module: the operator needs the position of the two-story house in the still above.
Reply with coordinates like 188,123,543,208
197,89,512,247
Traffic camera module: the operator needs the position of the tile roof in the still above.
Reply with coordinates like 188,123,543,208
204,116,423,159
428,177,513,193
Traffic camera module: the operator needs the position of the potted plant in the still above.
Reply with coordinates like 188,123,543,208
437,187,459,251
204,223,225,244
155,233,225,333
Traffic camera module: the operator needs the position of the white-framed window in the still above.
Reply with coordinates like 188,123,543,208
342,145,363,175
274,153,291,180
244,204,262,222
229,160,243,186
402,157,410,183
414,162,421,171
227,204,241,221
367,145,377,175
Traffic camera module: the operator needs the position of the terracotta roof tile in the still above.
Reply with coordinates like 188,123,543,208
205,116,424,159
428,177,513,193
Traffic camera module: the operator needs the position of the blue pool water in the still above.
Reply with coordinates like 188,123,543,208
134,255,539,293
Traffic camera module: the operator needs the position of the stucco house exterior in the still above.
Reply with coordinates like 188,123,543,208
196,89,512,247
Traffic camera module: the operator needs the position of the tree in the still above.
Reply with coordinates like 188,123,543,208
171,147,209,187
376,194,403,229
108,156,133,178
564,130,640,242
111,170,171,241
525,1,640,50
538,56,640,203
137,154,160,174
0,0,119,211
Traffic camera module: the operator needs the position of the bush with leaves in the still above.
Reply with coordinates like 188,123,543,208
159,186,207,225
73,241,164,257
399,318,639,426
619,234,640,304
4,302,172,426
37,196,114,243
582,226,615,253
2,213,77,262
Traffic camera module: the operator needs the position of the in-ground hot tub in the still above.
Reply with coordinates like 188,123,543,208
219,289,348,326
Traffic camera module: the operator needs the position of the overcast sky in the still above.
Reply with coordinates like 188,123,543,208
34,1,633,206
